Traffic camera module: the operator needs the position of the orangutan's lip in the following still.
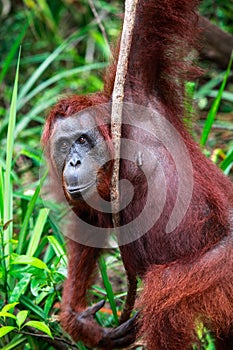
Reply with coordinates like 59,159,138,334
67,181,95,195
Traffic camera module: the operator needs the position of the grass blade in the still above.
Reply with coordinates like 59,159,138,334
220,148,233,173
195,72,225,99
20,296,45,319
1,335,26,350
36,0,58,34
4,49,21,271
98,256,118,325
15,94,59,137
17,62,107,110
26,208,49,256
0,166,4,220
206,90,233,103
16,172,47,254
200,52,233,146
17,29,89,101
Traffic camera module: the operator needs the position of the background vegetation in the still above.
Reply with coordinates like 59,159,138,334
0,1,232,349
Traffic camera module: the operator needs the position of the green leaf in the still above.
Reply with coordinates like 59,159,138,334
11,255,49,271
24,321,53,338
20,296,45,320
47,236,67,265
0,326,16,338
27,208,49,256
2,302,19,313
31,275,50,297
200,52,233,146
9,274,31,303
16,310,28,328
0,312,16,320
44,293,55,318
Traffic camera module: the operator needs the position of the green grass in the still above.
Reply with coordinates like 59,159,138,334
200,52,233,147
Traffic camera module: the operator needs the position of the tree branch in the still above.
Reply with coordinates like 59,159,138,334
17,329,78,350
110,0,139,227
198,15,233,69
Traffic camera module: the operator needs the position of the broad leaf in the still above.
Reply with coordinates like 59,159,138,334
24,321,53,338
0,326,16,338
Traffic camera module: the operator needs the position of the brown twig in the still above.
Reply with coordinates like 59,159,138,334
110,0,139,227
16,329,78,350
88,0,111,56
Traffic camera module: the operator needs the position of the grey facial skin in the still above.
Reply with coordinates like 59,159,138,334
50,112,109,199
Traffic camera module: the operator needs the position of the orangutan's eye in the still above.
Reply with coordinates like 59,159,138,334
78,136,87,144
60,141,69,151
